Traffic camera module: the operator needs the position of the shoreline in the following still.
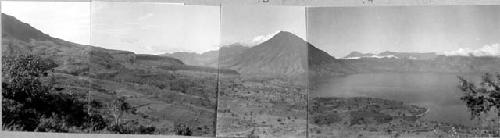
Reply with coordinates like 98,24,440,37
309,96,486,137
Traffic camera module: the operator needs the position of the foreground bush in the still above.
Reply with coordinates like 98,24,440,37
458,73,500,136
2,55,155,134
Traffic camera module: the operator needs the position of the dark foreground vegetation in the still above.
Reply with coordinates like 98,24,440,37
2,55,195,134
458,72,500,136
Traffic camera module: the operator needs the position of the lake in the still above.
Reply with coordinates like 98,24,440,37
312,72,484,127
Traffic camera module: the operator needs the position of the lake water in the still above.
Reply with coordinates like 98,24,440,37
312,72,484,127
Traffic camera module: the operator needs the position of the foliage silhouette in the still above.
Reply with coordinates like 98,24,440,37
458,73,500,136
2,55,155,134
174,123,192,136
458,73,500,119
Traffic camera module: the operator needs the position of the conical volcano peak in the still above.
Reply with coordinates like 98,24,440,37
258,30,306,48
270,30,304,40
276,30,294,36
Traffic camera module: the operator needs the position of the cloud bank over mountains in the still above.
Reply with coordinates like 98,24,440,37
444,44,500,57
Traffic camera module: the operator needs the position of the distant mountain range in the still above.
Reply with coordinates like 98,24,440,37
162,51,218,67
341,51,499,73
4,12,499,78
161,30,499,76
343,55,500,73
160,31,354,77
343,51,439,60
161,43,249,67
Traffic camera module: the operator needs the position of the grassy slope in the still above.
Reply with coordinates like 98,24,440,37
53,58,219,135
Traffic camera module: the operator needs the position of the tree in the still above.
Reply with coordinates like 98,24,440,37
174,122,192,136
105,93,156,134
2,55,58,130
2,55,157,134
2,55,107,132
110,96,133,126
458,73,500,136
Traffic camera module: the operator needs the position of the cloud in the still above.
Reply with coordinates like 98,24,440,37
251,31,280,45
239,31,280,46
444,44,500,56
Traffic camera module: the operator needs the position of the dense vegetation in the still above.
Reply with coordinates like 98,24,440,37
1,55,164,134
458,73,500,136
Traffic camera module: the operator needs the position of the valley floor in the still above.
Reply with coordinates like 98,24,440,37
216,75,308,138
51,66,218,136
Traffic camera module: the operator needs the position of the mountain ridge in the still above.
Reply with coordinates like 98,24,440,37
161,43,249,67
1,13,186,76
344,51,439,60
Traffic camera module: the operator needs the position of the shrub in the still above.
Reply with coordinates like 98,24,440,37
458,73,500,120
458,73,500,136
2,55,158,134
174,123,192,136
108,120,155,134
2,55,106,132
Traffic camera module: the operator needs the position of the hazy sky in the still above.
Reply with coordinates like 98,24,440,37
307,6,500,58
221,5,306,46
2,1,91,45
91,2,220,54
4,3,498,57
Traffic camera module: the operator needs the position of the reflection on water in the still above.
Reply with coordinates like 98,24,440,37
312,72,483,126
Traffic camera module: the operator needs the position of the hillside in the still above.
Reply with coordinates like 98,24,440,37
1,13,218,136
2,13,54,42
162,51,218,67
161,43,249,68
308,43,356,77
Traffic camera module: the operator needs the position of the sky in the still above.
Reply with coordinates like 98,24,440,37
2,1,91,45
3,2,305,54
221,5,306,46
2,1,220,55
4,3,498,57
307,6,500,58
91,2,220,54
